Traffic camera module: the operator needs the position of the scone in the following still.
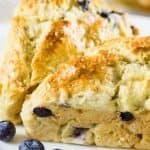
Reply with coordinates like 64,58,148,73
0,0,135,124
21,37,150,150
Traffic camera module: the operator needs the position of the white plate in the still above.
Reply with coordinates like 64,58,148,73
0,1,150,150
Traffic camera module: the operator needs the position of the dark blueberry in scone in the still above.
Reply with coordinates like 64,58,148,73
137,134,143,139
0,121,16,142
120,112,135,121
78,0,89,11
110,10,124,15
98,11,109,19
19,139,45,150
98,10,123,20
73,127,88,137
130,25,139,35
33,107,53,117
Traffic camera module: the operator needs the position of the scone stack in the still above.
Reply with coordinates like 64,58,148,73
0,0,150,149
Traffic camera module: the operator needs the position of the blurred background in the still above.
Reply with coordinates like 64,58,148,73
0,0,19,23
0,0,149,53
108,0,150,16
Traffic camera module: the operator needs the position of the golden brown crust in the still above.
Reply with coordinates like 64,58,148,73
30,5,134,85
49,52,118,92
28,37,150,104
21,0,75,6
97,36,150,51
19,0,108,10
31,20,78,84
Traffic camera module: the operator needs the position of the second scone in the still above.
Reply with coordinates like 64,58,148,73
22,37,150,150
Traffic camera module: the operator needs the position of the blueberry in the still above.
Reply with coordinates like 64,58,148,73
98,10,123,20
19,139,45,150
120,112,134,121
130,25,138,35
0,121,16,142
33,107,53,117
110,10,123,16
98,12,109,19
137,134,143,139
78,0,89,11
73,127,88,137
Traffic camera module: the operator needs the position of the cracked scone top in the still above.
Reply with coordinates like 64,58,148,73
0,0,134,124
21,37,150,149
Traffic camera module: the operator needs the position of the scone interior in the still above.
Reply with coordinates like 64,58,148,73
22,37,150,149
0,0,134,123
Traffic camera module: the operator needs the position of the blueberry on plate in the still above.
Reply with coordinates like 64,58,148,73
0,121,16,142
19,139,45,150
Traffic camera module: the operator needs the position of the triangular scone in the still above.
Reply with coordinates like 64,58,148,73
21,37,150,149
0,0,134,123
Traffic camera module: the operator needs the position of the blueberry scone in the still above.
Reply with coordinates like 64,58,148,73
21,37,150,149
0,0,135,124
